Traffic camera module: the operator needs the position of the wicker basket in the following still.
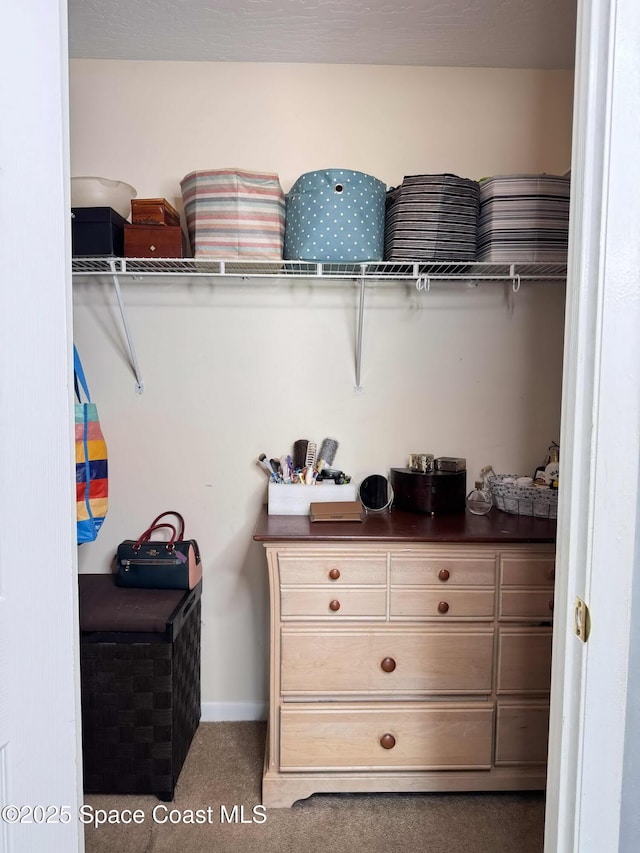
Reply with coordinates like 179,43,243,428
487,473,558,519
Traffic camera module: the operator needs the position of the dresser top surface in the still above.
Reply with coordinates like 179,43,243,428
253,507,556,544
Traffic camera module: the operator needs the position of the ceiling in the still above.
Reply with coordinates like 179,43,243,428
68,0,577,70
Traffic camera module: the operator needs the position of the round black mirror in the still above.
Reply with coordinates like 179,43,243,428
358,474,394,513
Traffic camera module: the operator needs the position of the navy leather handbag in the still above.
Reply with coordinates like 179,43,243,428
116,511,202,590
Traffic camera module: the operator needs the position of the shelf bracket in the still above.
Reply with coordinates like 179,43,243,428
354,271,366,391
109,260,144,394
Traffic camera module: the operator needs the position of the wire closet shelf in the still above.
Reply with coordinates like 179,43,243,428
71,257,567,394
71,257,567,286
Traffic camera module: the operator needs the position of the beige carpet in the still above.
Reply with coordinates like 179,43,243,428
83,722,545,853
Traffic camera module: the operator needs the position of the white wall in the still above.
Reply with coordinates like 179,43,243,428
70,60,572,718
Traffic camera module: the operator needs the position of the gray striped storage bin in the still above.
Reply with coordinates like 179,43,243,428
477,174,570,262
384,174,480,261
180,169,286,259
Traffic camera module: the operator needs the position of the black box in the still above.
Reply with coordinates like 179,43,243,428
71,206,127,256
390,468,467,514
79,575,202,800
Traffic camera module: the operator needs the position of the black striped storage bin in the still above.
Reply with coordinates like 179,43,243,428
79,576,201,801
384,174,480,261
477,174,571,262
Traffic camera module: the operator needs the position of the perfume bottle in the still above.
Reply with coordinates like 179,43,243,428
466,480,492,515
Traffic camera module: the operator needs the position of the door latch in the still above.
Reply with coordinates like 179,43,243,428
574,597,591,642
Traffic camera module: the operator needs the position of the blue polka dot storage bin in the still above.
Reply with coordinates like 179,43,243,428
284,169,386,262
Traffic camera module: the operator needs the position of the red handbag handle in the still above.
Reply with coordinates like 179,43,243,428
148,511,185,540
133,523,178,551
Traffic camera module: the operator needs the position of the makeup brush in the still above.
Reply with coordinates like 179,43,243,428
257,453,277,480
316,438,339,473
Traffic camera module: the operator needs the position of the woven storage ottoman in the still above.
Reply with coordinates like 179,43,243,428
79,575,202,801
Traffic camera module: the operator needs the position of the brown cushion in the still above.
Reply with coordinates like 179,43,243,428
78,574,185,634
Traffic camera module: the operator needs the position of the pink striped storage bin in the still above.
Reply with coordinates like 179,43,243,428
180,168,286,259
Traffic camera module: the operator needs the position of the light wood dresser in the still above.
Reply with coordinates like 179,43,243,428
253,508,556,808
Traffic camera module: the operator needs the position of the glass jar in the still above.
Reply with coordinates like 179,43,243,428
466,480,492,515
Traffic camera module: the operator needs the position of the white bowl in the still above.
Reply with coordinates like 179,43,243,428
71,176,137,219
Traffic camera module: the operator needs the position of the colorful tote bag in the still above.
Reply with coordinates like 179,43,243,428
180,168,286,259
284,169,386,263
74,346,108,544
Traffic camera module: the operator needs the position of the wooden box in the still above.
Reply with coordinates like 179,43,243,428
124,224,184,258
389,468,467,514
131,197,180,227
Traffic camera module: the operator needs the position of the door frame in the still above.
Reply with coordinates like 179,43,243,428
3,0,638,851
0,1,83,851
545,0,640,850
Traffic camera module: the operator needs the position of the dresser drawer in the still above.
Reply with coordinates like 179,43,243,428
390,588,494,619
281,629,494,694
500,555,556,587
278,553,387,585
500,590,554,619
496,628,552,693
495,702,550,765
280,587,386,619
390,554,495,586
279,703,494,770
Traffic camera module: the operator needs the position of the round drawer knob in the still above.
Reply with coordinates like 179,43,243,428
438,601,450,614
328,568,341,580
547,567,556,581
149,245,157,252
549,599,554,612
380,733,396,750
438,569,450,582
380,657,396,673
329,599,341,612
